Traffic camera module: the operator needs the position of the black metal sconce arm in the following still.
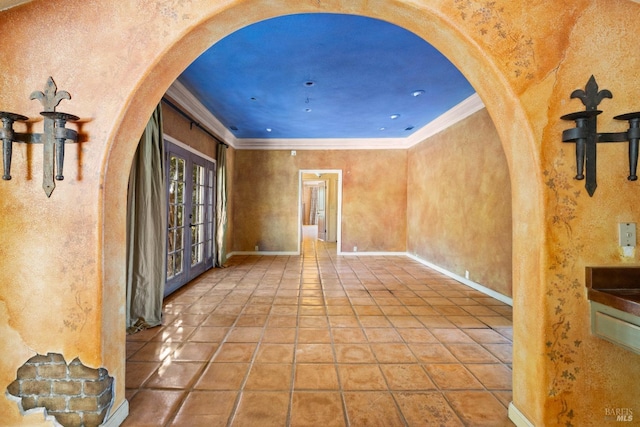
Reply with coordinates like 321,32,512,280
560,76,640,196
0,77,79,197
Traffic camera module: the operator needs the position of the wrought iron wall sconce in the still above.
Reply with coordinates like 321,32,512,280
561,75,640,196
0,76,78,197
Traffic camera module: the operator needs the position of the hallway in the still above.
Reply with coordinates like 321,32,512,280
124,233,514,426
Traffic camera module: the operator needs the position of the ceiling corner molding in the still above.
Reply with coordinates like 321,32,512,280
166,81,483,151
165,80,238,148
403,93,485,148
233,137,408,150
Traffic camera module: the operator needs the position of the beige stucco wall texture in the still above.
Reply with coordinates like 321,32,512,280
0,1,639,426
408,109,512,297
232,149,407,254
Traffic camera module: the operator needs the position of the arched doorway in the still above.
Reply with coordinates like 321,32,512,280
100,1,540,425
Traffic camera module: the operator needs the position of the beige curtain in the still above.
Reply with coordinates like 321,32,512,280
126,104,166,332
215,143,228,267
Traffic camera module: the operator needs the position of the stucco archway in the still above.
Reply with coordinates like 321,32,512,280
102,1,542,424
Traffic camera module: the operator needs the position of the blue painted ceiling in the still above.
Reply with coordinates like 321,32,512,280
178,13,475,140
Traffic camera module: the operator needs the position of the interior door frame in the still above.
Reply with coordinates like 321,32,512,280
164,135,216,295
298,169,343,254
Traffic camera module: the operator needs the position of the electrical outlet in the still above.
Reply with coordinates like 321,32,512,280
465,270,470,280
619,223,636,247
353,246,357,252
255,245,259,251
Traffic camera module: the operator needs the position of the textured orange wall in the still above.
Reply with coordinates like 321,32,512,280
233,149,407,253
408,109,512,296
0,1,638,426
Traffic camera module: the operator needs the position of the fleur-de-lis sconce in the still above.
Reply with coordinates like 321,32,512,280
0,77,78,197
560,75,640,196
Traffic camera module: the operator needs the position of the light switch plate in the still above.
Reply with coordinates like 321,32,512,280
619,223,636,247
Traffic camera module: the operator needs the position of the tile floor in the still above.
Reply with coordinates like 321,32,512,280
124,231,514,426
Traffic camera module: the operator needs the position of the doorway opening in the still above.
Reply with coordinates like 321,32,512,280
298,170,342,254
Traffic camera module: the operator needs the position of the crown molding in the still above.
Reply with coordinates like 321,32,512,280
166,80,238,148
403,93,484,148
167,81,484,151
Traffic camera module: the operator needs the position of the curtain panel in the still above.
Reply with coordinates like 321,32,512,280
126,104,166,332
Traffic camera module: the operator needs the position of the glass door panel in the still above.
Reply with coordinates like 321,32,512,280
165,141,215,296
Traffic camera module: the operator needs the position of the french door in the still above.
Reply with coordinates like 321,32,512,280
165,141,216,296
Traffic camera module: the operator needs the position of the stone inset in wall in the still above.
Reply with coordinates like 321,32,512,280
6,353,113,427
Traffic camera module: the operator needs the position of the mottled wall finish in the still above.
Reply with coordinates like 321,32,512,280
232,150,407,253
0,1,639,426
408,109,512,297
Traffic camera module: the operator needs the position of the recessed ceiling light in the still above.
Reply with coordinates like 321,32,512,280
230,125,238,131
412,90,425,97
304,81,315,87
405,126,414,131
379,127,386,131
305,108,312,112
250,97,257,101
266,128,272,132
390,114,400,120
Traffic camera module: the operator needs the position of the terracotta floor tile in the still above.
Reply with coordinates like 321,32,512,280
262,327,297,343
463,328,511,344
338,364,387,390
329,315,361,328
396,328,438,343
202,314,238,327
332,328,367,343
189,326,229,342
127,341,180,362
364,327,403,343
409,343,457,363
466,364,513,390
295,363,339,390
446,343,500,364
445,391,515,426
145,361,204,389
296,343,335,363
233,391,290,426
298,328,332,343
492,390,513,408
125,361,159,389
483,343,513,363
213,343,257,362
170,390,237,427
122,389,185,427
194,363,249,390
343,391,405,426
380,364,436,390
387,316,424,328
298,315,329,328
255,343,295,364
244,364,292,390
225,326,263,342
290,391,345,427
424,364,484,390
370,343,417,364
151,325,197,342
172,342,218,362
125,237,513,427
393,391,464,426
334,344,377,364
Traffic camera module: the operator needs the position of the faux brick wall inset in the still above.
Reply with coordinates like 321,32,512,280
7,353,114,427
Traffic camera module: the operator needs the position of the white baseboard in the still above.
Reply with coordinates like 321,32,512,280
406,253,513,306
339,251,407,256
101,399,129,427
509,402,535,427
227,251,298,257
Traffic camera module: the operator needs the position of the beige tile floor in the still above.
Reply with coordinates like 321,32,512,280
124,231,514,426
